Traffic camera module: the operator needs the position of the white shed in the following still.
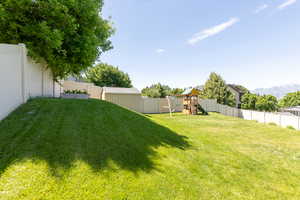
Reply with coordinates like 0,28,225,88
102,87,143,112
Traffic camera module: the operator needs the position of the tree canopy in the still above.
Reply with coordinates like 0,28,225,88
0,0,113,80
170,88,184,96
85,63,132,88
202,72,235,106
256,95,278,112
142,83,171,98
141,84,183,98
241,93,258,110
279,91,300,108
242,93,278,112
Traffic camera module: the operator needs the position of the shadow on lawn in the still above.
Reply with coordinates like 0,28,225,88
0,98,190,176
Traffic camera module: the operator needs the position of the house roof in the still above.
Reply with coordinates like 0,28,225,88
103,87,141,94
227,84,245,94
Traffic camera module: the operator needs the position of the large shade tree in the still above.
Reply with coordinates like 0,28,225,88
279,91,300,108
256,95,278,112
241,93,259,110
202,72,235,106
85,63,132,88
141,83,171,98
0,0,113,80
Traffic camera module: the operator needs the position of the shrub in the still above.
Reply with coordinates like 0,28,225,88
64,90,88,95
287,126,295,130
268,122,277,126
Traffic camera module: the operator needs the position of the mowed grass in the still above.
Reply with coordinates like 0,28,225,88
0,98,300,200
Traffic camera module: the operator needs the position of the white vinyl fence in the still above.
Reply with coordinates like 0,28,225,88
199,99,300,130
60,80,300,131
0,43,61,121
142,97,183,114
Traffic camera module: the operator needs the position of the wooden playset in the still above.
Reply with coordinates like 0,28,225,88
179,88,208,115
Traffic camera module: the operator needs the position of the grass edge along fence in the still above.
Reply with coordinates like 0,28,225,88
199,99,300,131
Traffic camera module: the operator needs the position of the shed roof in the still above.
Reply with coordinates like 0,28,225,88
103,87,141,94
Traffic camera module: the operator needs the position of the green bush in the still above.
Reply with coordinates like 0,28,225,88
64,90,88,95
287,126,295,130
268,122,277,126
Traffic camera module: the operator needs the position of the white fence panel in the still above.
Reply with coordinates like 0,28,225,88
0,44,24,120
265,113,281,125
174,97,184,112
199,99,218,112
220,105,227,115
240,110,252,120
143,98,160,114
159,98,169,113
233,107,240,118
251,111,265,123
197,100,300,131
0,44,57,121
227,106,236,117
281,115,299,130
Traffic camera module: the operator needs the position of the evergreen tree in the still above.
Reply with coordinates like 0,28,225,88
202,72,235,106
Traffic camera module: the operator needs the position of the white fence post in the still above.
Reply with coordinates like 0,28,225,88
19,44,26,103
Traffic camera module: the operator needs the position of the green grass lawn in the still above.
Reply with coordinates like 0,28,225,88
0,98,300,200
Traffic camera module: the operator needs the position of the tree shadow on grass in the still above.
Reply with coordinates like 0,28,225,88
0,98,190,177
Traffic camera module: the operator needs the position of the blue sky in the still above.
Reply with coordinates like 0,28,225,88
101,0,300,90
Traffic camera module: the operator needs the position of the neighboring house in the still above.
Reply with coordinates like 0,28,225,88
281,106,300,116
227,84,246,108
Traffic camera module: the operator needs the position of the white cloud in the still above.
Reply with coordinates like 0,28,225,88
278,0,297,10
254,4,269,14
156,49,165,54
187,18,240,45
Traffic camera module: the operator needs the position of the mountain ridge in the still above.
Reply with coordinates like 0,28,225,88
252,84,300,99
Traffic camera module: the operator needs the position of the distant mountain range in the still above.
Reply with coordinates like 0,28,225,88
252,84,300,99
